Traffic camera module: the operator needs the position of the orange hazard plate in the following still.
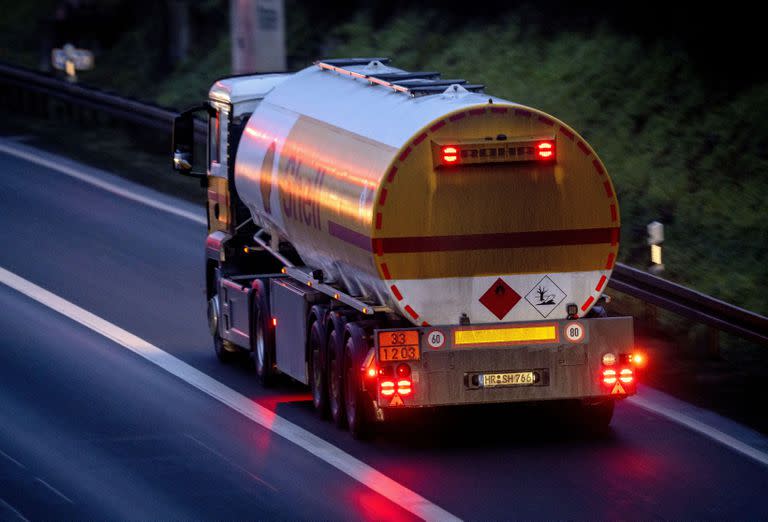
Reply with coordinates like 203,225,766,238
378,330,420,361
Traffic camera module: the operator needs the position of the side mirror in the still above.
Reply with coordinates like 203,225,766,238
171,103,213,179
172,111,198,175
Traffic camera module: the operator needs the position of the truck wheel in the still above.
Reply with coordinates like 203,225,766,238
327,329,346,428
253,304,276,387
209,295,237,363
309,320,328,417
344,334,374,440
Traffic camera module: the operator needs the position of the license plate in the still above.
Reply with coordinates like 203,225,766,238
378,330,420,361
482,371,535,387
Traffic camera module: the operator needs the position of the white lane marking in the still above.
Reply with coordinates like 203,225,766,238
185,434,279,492
0,498,29,522
34,478,73,504
0,142,206,226
0,449,26,469
0,267,460,522
627,395,768,467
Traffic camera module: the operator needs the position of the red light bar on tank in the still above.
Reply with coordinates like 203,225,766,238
432,137,556,168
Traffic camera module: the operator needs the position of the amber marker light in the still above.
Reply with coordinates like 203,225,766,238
631,352,647,368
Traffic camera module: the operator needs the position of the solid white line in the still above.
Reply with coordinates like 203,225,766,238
0,142,206,226
627,395,768,467
0,266,459,522
35,478,74,504
0,498,29,522
0,449,26,469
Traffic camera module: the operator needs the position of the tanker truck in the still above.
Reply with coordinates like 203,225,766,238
171,58,637,438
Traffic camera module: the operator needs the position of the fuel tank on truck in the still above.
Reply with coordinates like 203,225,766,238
234,59,621,326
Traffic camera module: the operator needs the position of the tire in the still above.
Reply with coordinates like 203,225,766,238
309,320,329,417
327,329,346,428
344,335,374,440
252,295,276,387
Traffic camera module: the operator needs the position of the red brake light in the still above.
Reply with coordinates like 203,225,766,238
380,380,395,396
396,379,412,396
441,146,459,164
536,141,555,160
619,368,634,384
602,368,617,385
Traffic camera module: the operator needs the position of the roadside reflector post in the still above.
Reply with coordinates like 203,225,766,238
647,221,664,274
51,43,95,84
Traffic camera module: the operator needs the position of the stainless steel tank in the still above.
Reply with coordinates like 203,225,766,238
234,61,620,326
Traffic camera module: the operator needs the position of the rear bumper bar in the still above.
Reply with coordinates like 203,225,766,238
373,316,635,408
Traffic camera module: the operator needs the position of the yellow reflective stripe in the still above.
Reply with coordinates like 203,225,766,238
454,325,557,345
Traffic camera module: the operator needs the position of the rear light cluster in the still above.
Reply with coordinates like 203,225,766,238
601,351,645,388
376,363,413,397
601,367,634,386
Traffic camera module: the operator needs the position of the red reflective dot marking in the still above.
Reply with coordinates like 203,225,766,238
514,108,531,117
386,166,398,182
380,263,391,279
605,252,616,269
581,296,595,311
593,159,605,175
375,239,383,256
399,147,412,161
596,275,607,292
603,181,613,197
379,188,388,205
421,321,430,327
610,204,618,222
610,228,619,245
469,108,485,116
559,126,575,140
391,285,403,301
449,112,467,122
577,141,591,155
404,305,419,319
375,212,383,230
538,116,555,126
413,132,428,146
490,107,509,114
430,120,446,132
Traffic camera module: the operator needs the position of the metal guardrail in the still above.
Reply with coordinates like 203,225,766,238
0,61,207,143
2,61,767,345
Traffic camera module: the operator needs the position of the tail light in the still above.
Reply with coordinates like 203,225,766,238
397,379,412,396
619,368,634,384
441,146,459,164
602,368,617,385
380,380,395,396
396,363,411,378
536,141,555,160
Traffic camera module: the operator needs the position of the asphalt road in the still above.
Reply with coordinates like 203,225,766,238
1,140,767,520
